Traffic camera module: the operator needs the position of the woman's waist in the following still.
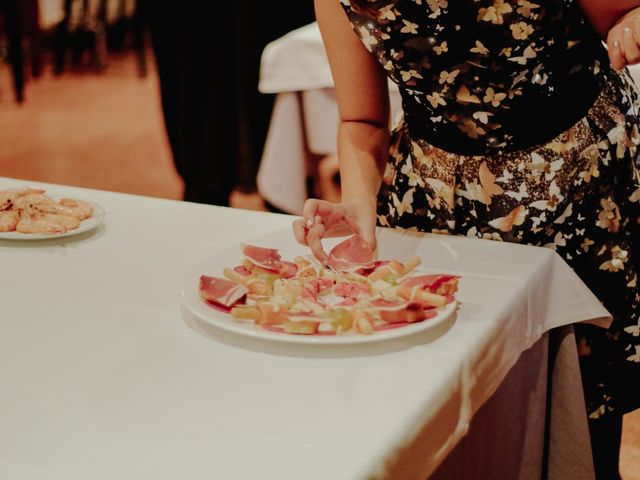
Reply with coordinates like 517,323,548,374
400,81,604,156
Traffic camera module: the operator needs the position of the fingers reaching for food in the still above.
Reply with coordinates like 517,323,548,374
293,198,377,263
607,9,640,70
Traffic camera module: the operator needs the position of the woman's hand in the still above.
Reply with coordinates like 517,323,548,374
607,7,640,70
292,197,377,264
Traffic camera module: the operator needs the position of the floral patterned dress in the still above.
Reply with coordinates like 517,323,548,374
340,0,640,419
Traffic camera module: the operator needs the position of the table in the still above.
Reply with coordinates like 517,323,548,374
0,177,609,479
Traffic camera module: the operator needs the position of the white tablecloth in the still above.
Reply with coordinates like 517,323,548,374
0,177,609,479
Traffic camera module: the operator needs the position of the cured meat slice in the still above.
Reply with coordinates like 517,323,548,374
355,260,390,276
369,298,409,308
401,274,460,295
200,241,459,337
301,278,333,301
337,297,358,307
327,235,376,270
278,260,298,279
241,243,282,270
233,265,252,276
199,275,248,307
369,299,426,323
374,310,438,330
334,282,370,298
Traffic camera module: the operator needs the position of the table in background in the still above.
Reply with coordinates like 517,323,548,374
257,23,402,214
0,177,608,479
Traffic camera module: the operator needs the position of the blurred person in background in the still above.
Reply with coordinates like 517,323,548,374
143,1,315,207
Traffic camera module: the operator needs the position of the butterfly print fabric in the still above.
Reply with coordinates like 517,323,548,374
340,0,640,419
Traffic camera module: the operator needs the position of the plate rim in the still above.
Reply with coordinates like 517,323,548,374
181,252,457,346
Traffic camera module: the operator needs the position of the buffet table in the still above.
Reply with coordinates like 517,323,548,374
0,177,609,479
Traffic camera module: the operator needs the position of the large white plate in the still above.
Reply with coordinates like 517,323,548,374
0,200,105,241
181,248,457,346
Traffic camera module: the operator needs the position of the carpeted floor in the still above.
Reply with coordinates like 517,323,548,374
0,52,638,479
0,53,183,199
622,409,640,480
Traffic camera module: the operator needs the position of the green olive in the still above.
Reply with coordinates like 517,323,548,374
330,308,353,332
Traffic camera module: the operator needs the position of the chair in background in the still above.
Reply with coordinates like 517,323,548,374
19,0,44,80
0,0,26,103
130,0,146,78
50,0,144,76
53,0,107,74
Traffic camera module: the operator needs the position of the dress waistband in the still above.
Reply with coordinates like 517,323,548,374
401,79,604,156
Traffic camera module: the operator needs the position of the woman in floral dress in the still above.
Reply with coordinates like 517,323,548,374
293,0,640,477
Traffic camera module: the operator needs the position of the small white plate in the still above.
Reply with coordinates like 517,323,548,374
0,201,105,241
181,248,457,346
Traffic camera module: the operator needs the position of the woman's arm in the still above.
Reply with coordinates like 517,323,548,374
315,0,390,206
293,0,390,260
578,0,640,69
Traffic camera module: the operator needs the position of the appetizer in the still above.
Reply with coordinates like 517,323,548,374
199,236,459,336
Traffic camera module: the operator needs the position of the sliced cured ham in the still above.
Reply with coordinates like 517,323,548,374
278,260,298,279
401,274,460,295
369,298,409,308
355,260,390,277
369,298,427,323
334,282,371,298
200,242,459,337
233,265,252,276
327,235,376,270
336,297,358,307
199,275,248,307
374,310,438,330
301,278,333,300
241,243,282,270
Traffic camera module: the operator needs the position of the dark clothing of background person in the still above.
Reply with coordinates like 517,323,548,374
144,2,315,205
